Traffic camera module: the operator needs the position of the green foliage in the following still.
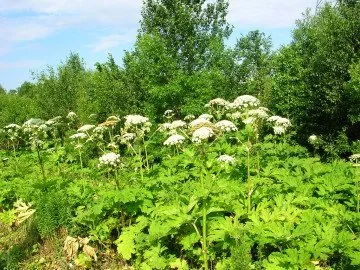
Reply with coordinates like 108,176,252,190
270,2,360,153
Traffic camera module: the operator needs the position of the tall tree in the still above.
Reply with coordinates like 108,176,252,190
270,2,360,153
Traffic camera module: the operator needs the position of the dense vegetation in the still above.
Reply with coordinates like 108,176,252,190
1,0,360,269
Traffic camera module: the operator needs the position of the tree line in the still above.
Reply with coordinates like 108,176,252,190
1,0,360,158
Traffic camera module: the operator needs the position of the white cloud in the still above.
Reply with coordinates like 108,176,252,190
227,0,333,28
0,60,46,69
90,32,137,52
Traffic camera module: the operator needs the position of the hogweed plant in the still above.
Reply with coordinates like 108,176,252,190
350,153,360,213
23,118,50,181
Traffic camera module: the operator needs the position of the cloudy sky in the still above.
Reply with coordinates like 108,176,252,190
0,0,321,90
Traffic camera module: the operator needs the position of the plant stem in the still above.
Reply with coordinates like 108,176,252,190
142,137,149,170
200,167,208,270
36,145,46,181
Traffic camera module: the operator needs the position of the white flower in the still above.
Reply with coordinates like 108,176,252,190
228,111,242,120
93,126,108,133
267,116,282,123
349,154,360,162
77,124,95,132
198,114,213,121
67,112,77,119
243,117,256,125
99,152,121,167
268,116,291,135
192,127,214,143
308,135,317,144
217,155,236,165
225,102,238,110
121,133,136,143
206,98,229,107
233,95,260,108
184,114,195,121
189,118,211,128
164,134,185,146
69,133,88,140
248,108,269,119
124,115,150,126
107,115,120,122
159,123,173,132
215,120,238,132
275,117,291,128
5,124,21,130
273,126,285,135
171,120,187,129
164,110,174,117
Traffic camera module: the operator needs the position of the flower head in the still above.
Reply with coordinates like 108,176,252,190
69,133,88,140
171,120,187,129
308,135,317,144
67,112,77,119
349,154,360,162
233,95,260,109
206,98,229,107
192,127,214,143
215,120,238,132
164,134,186,146
99,152,121,167
198,114,213,121
217,155,236,165
189,118,211,128
77,124,95,133
184,114,195,122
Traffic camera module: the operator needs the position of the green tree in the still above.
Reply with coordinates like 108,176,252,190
270,2,360,152
123,0,234,118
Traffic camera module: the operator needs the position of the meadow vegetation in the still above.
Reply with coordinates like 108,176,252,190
1,0,360,269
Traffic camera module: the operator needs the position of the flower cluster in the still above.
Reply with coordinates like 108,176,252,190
99,152,121,167
124,114,152,134
70,133,88,140
217,154,236,165
215,120,238,132
67,111,77,120
205,98,229,108
229,95,260,109
192,127,214,143
189,118,211,128
268,116,291,135
164,134,186,146
308,135,317,144
198,114,213,121
349,154,360,162
77,124,95,133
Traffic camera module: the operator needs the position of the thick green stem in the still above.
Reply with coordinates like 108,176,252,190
142,137,149,170
200,168,208,270
36,145,46,181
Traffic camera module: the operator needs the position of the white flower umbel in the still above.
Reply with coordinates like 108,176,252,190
69,133,88,140
273,126,285,135
192,127,214,143
267,115,282,123
248,108,269,119
77,124,95,133
189,118,211,128
308,135,317,144
206,98,229,107
349,154,360,162
217,155,236,165
164,110,174,118
164,134,185,146
99,152,121,167
198,114,213,121
67,112,77,119
233,95,260,109
184,114,195,121
228,111,242,120
120,133,137,143
171,120,187,129
159,123,173,132
215,120,238,132
124,115,149,126
4,124,21,130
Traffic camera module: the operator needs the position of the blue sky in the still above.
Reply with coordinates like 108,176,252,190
0,0,322,90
